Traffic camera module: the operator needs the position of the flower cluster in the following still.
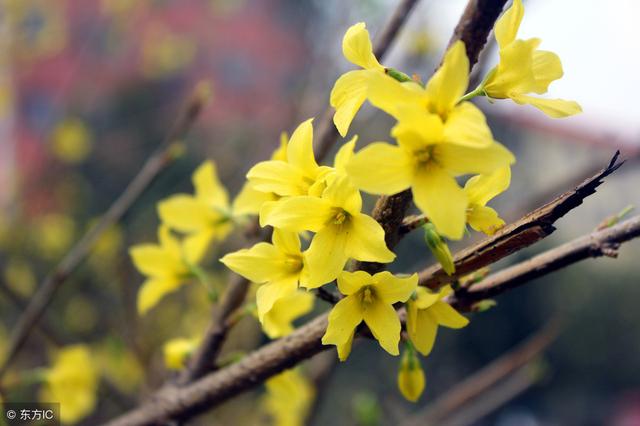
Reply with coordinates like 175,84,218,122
128,0,579,406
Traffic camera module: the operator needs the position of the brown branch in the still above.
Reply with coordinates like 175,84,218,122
401,320,559,426
180,0,423,386
451,214,640,310
419,151,624,289
0,85,208,379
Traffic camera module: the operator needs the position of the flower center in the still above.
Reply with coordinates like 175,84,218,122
414,147,433,166
331,209,350,225
284,255,303,273
361,286,375,305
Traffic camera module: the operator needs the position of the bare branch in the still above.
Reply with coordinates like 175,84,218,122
0,85,208,379
419,151,624,289
451,214,640,310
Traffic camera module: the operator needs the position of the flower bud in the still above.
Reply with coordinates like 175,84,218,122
423,223,455,275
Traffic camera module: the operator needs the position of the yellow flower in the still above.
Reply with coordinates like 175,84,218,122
158,160,232,260
322,271,417,358
480,0,581,117
423,223,455,275
247,119,332,198
39,345,98,425
51,118,92,164
232,132,288,216
31,213,75,259
130,226,203,314
397,345,425,402
163,337,200,370
3,257,37,297
347,113,514,239
262,176,395,287
407,286,468,356
261,290,315,339
330,22,386,136
262,369,315,426
464,167,510,235
365,41,495,148
141,23,196,79
221,229,308,320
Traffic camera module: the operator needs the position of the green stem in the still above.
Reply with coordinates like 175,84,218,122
189,264,218,302
458,85,486,103
385,67,413,83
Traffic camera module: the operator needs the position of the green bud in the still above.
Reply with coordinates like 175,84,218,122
471,299,497,312
423,223,455,275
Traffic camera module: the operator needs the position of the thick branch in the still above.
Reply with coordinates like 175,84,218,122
419,151,624,289
181,0,423,385
451,214,640,309
0,86,207,379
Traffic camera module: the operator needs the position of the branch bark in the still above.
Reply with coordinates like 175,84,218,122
0,85,207,379
418,151,624,289
451,214,640,310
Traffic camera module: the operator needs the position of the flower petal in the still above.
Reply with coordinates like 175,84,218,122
256,276,299,321
494,0,524,48
363,300,401,355
232,182,277,216
304,228,350,288
322,175,362,215
435,141,515,176
467,205,505,235
510,93,582,118
261,196,333,233
322,295,364,346
531,50,563,94
464,167,511,206
247,160,309,196
412,165,468,240
408,309,438,356
334,135,357,173
424,40,469,116
432,302,469,329
443,102,493,148
372,271,417,304
272,228,301,256
347,213,396,263
158,195,216,233
129,245,182,277
330,70,370,137
347,142,415,195
220,242,288,283
337,270,371,296
287,119,319,174
342,22,384,71
193,160,229,210
137,277,182,315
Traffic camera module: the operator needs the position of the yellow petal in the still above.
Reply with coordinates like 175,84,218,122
367,71,426,119
443,102,493,148
407,308,438,356
256,277,299,321
468,205,505,235
330,70,370,137
321,175,362,215
510,93,582,118
531,50,563,94
137,276,182,314
158,195,217,233
193,160,229,211
435,141,515,176
392,107,445,147
337,331,355,361
362,299,401,355
220,242,288,283
494,0,523,48
322,295,364,347
484,39,539,97
413,286,443,310
397,352,426,402
347,142,415,195
163,337,199,370
304,228,350,288
272,132,289,161
247,160,309,196
337,270,371,295
348,213,396,263
129,244,183,277
262,291,315,338
232,182,277,216
371,271,417,304
261,196,333,233
183,229,218,264
272,228,301,256
287,118,319,174
464,167,511,206
334,135,358,173
432,301,469,328
412,165,468,240
342,22,384,71
424,40,469,116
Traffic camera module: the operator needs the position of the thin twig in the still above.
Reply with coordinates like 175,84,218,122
401,319,559,426
0,85,208,379
179,0,424,386
451,214,640,310
418,151,624,289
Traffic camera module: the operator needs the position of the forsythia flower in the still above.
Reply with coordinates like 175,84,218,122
158,161,232,260
247,119,331,198
464,167,510,235
397,345,425,402
163,337,200,370
262,176,395,287
322,271,417,358
262,369,315,426
221,229,309,321
39,345,98,424
232,132,288,216
407,285,468,356
480,0,581,117
130,226,204,314
330,22,386,136
261,291,315,339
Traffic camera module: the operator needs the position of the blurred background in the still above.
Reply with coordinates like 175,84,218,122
0,0,639,425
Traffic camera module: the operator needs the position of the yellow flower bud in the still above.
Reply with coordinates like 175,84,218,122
397,345,425,402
